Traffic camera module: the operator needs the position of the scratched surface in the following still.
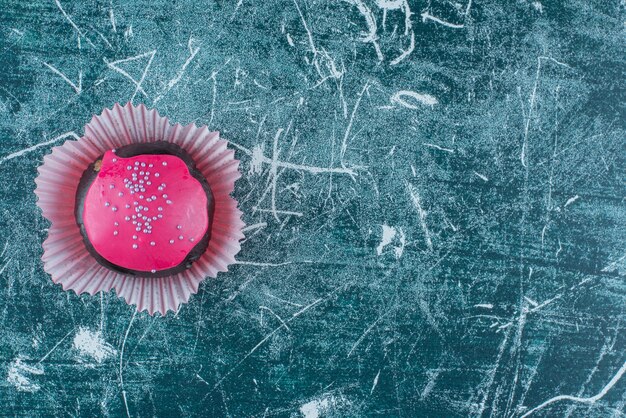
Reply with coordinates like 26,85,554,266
0,0,625,416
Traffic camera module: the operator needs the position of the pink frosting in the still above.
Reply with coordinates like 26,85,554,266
82,150,208,272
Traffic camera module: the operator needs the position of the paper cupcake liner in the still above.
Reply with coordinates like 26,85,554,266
35,103,245,315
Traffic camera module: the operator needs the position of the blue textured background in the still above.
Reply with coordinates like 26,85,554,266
0,0,624,416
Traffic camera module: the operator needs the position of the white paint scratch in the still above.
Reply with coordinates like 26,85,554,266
371,370,381,394
120,311,137,418
391,90,438,108
104,50,156,102
395,228,406,259
474,172,489,181
53,0,96,48
42,61,82,94
520,56,570,167
602,253,626,275
255,208,304,217
421,11,464,28
109,4,116,32
520,360,626,417
406,182,434,251
7,358,43,392
376,224,405,259
241,222,267,233
38,328,74,364
207,292,337,395
347,0,384,61
300,395,336,418
376,224,396,256
153,38,200,104
423,143,454,153
0,131,80,166
348,313,388,357
389,0,415,65
564,195,579,208
341,82,369,166
230,141,358,177
420,368,441,399
390,30,415,65
73,327,117,363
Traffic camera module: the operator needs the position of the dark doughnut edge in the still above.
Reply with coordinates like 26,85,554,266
74,141,215,278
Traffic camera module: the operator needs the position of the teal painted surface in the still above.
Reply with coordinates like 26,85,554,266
0,0,625,416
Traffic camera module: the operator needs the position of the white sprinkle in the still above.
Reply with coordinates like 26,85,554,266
135,162,139,166
104,202,110,207
176,225,182,230
163,194,168,199
189,238,195,242
125,184,130,188
137,223,142,227
109,184,115,189
152,216,157,220
162,161,167,166
154,173,160,177
143,229,148,233
151,195,157,200
157,187,163,191
157,214,163,219
169,239,174,244
146,181,152,186
114,222,119,226
151,269,156,273
150,241,155,246
178,235,183,240
134,201,139,206
166,200,172,205
136,227,141,231
139,195,144,199
132,215,137,219
146,198,152,203
133,235,138,240
127,165,132,170
125,204,131,209
118,192,124,197
143,207,148,212
158,207,163,211
148,164,153,168
125,216,130,221
113,231,118,236
141,163,146,167
132,244,138,249
112,206,118,212
139,171,144,175
112,158,117,163
133,167,138,171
